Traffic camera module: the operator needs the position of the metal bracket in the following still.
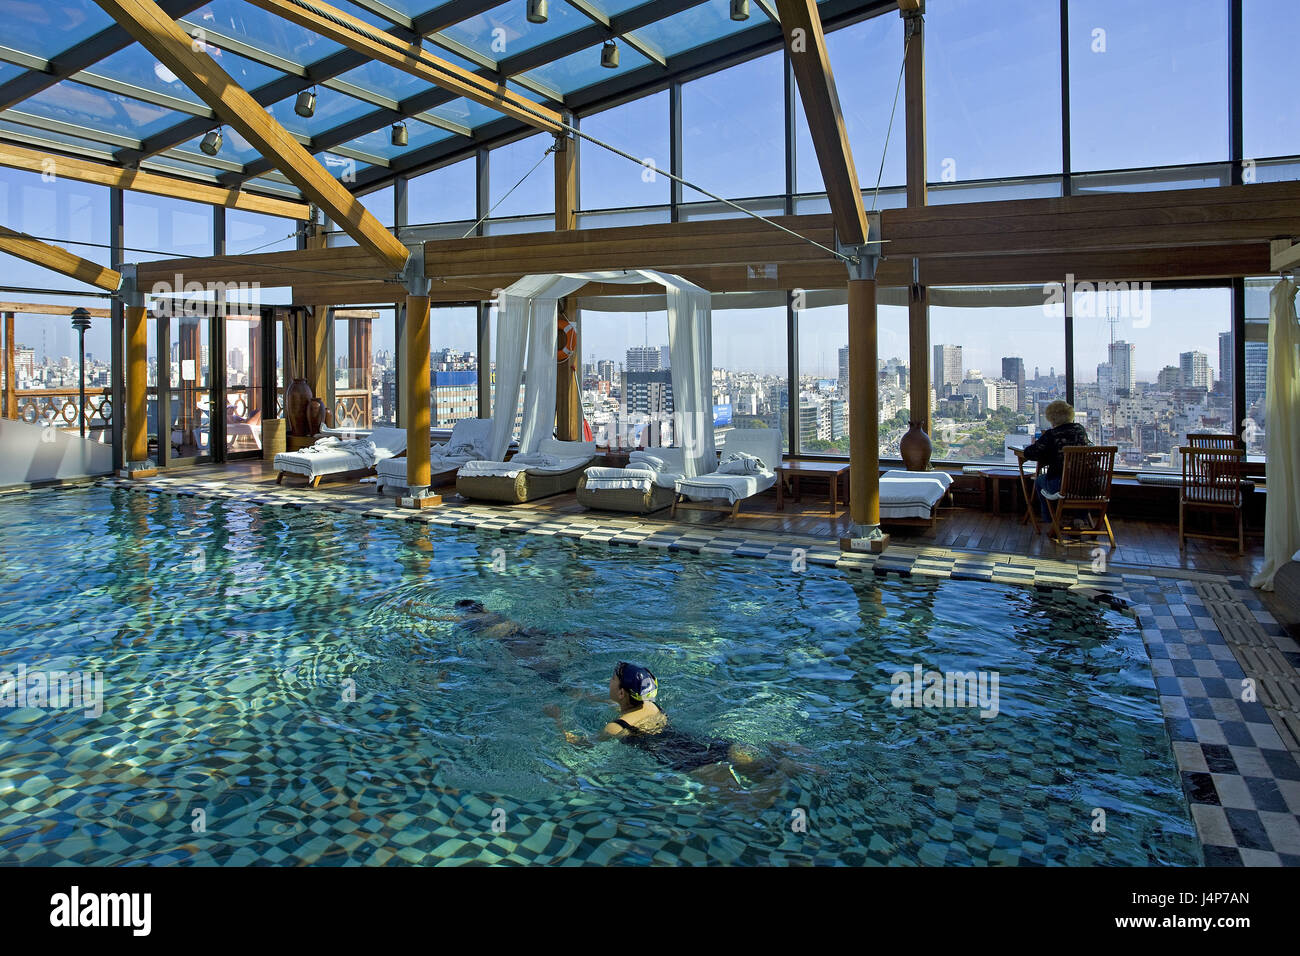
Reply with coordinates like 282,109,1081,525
117,263,144,309
838,212,882,282
401,246,430,296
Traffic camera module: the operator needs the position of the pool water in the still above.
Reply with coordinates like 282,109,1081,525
0,487,1200,866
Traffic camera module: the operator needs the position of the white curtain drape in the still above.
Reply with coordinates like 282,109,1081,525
489,270,714,474
1251,277,1299,591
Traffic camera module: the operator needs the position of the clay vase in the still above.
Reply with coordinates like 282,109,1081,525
285,378,313,437
899,421,933,472
306,397,327,436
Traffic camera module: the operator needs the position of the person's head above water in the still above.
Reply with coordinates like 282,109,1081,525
610,661,658,709
454,598,487,614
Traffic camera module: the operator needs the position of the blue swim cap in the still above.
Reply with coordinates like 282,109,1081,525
615,661,658,702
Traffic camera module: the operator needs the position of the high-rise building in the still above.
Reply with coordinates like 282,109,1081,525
623,368,674,424
431,369,478,426
838,345,850,392
799,401,820,446
1245,341,1268,412
1157,365,1181,389
596,359,616,383
1218,331,1233,396
1180,350,1210,390
1001,357,1025,411
1109,340,1136,397
626,346,668,372
933,344,962,398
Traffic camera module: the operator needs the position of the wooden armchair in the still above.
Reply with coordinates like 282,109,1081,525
1186,432,1245,452
1044,445,1118,548
1179,446,1245,554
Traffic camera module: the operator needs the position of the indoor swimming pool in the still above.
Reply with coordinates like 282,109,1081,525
0,487,1200,865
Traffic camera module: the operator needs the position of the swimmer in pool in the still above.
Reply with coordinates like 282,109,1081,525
418,598,575,685
545,661,817,795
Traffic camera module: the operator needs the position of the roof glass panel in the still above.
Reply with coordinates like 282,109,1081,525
86,45,288,104
144,155,231,179
335,60,432,101
588,0,653,15
245,175,308,197
0,62,26,85
630,1,753,58
342,118,454,159
318,153,372,180
425,96,507,129
20,80,189,141
183,1,345,66
371,0,446,15
332,0,405,30
0,121,116,158
265,86,377,137
3,0,114,60
438,4,592,60
518,41,652,95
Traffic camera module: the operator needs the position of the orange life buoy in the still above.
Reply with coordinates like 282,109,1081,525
557,316,577,363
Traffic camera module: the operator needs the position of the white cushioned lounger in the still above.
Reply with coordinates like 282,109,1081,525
673,428,782,516
274,425,407,487
879,469,953,523
375,417,493,495
577,447,686,514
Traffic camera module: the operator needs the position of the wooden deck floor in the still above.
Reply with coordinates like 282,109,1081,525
212,459,1267,580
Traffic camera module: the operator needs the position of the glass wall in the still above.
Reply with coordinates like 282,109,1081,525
1243,279,1273,462
407,156,477,226
429,306,480,428
488,132,555,219
1068,0,1229,172
1070,285,1233,470
682,51,785,201
579,90,671,211
578,307,672,449
1243,0,1300,170
712,303,788,454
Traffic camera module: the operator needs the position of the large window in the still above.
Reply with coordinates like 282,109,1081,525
1243,279,1273,461
125,193,213,262
429,306,480,428
1068,0,1229,172
579,90,671,211
488,133,555,219
1243,0,1300,167
577,307,672,448
682,51,785,201
931,292,1065,463
407,157,477,226
224,209,297,255
1070,285,1233,470
712,303,789,454
927,0,1062,183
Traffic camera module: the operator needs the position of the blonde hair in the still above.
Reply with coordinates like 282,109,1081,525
1045,400,1075,427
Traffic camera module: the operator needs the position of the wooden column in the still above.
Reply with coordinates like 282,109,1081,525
903,5,930,434
125,304,148,464
405,293,433,497
553,128,582,441
848,278,880,530
3,312,16,419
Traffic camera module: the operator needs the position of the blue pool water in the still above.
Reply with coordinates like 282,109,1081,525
0,487,1199,865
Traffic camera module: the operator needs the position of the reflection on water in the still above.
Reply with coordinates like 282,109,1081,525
0,487,1200,866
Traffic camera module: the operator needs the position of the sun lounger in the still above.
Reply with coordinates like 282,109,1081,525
577,447,686,514
456,438,598,504
273,425,407,488
672,428,782,517
375,417,493,496
879,469,953,527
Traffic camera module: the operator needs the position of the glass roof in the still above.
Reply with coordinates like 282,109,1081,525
0,0,826,200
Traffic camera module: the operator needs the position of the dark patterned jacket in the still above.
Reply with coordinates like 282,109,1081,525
1022,422,1090,480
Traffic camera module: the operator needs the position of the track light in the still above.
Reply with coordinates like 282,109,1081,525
295,87,316,118
200,127,223,156
730,0,749,20
391,121,408,147
527,0,548,24
601,39,619,69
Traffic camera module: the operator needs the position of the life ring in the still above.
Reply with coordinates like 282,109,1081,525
557,316,577,363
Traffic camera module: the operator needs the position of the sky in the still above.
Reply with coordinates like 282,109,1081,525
0,0,1295,377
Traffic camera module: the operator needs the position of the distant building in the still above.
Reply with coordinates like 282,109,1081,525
933,344,962,398
1180,350,1210,390
1109,340,1136,397
432,369,478,426
1157,365,1181,390
626,346,669,372
1001,356,1025,411
1245,341,1267,412
1218,331,1233,396
838,345,850,392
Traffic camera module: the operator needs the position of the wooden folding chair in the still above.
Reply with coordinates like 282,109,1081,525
1179,445,1245,554
1044,446,1117,548
1013,449,1044,533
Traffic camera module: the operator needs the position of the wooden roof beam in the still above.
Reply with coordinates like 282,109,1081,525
776,0,868,247
92,0,411,273
0,226,123,292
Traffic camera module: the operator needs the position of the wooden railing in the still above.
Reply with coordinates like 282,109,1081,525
334,388,372,429
8,387,112,433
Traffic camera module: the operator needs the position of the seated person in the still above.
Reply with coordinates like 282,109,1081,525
1021,399,1090,523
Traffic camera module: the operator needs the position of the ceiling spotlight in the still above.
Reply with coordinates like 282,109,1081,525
200,127,223,156
391,121,408,147
527,0,548,24
601,39,619,69
730,0,749,20
295,87,316,118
